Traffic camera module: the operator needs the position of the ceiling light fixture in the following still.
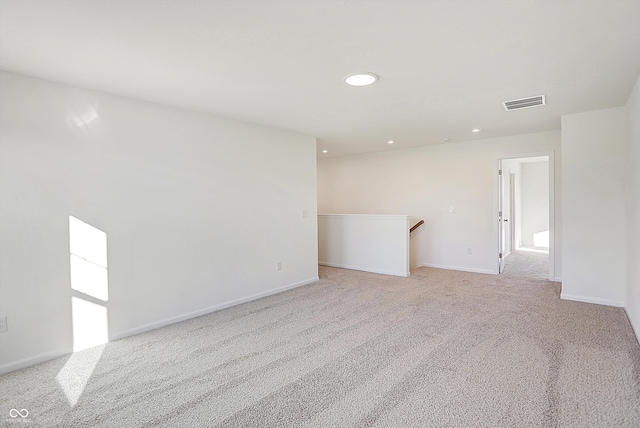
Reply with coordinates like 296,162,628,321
471,128,482,133
344,72,378,87
322,150,328,153
443,138,451,142
387,140,395,144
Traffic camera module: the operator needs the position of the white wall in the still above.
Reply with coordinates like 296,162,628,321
0,72,319,373
561,107,626,307
625,75,640,337
521,162,549,247
318,131,562,277
318,214,410,277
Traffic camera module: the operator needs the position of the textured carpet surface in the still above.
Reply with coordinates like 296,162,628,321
1,256,639,427
504,248,551,280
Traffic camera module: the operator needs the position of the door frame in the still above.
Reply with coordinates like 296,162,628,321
494,151,555,280
509,172,516,252
498,159,506,273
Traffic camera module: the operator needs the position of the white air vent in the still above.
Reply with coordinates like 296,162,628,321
503,95,545,111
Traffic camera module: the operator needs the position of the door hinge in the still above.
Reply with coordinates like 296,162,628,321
499,252,503,258
498,169,502,176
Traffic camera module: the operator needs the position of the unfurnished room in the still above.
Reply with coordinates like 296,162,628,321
1,1,640,426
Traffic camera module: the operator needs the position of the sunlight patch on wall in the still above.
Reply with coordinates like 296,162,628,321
71,296,109,351
68,216,109,351
70,254,108,301
57,216,110,407
66,105,99,128
69,215,107,266
533,230,549,247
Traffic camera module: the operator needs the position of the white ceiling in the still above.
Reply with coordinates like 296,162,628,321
1,0,639,157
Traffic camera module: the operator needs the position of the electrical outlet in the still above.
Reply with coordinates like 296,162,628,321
467,247,472,255
276,261,282,271
449,205,456,213
0,316,7,333
302,209,309,218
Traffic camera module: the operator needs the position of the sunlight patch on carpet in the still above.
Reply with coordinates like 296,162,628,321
56,344,106,407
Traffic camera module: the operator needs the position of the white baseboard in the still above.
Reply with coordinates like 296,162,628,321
0,277,319,375
560,293,624,308
419,263,494,275
112,276,319,341
319,262,409,277
0,347,73,375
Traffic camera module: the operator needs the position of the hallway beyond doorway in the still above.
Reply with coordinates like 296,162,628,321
503,249,549,281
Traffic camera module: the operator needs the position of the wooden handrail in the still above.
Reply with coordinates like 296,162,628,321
410,220,424,233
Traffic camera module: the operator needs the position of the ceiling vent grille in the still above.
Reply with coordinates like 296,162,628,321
503,95,545,111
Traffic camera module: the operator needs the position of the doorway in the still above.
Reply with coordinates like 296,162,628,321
497,154,554,280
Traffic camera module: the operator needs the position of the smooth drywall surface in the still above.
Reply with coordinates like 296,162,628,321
625,75,640,338
318,131,562,276
501,159,522,250
521,162,549,246
0,72,318,372
318,214,410,277
561,107,626,307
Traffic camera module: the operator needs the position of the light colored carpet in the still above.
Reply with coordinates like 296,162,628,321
1,264,639,427
504,249,550,280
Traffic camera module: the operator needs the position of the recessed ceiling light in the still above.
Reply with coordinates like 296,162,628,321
387,140,395,144
344,72,378,87
471,128,482,133
322,150,328,153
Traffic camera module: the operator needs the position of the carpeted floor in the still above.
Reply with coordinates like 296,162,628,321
503,248,550,280
1,261,639,427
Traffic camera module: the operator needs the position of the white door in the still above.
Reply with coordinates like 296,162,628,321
502,171,512,256
498,161,506,273
509,173,515,252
